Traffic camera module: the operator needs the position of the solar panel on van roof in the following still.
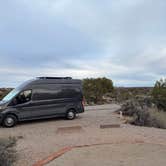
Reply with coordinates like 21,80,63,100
37,77,72,80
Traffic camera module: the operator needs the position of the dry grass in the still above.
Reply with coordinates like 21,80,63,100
149,109,166,129
0,137,17,166
119,100,166,129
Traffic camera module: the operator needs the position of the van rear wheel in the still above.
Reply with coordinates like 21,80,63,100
3,115,17,127
66,109,76,120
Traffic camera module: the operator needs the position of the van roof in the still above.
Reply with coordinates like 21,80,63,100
30,77,82,85
17,77,82,90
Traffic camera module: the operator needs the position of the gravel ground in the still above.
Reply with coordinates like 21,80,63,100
48,143,166,166
0,104,166,166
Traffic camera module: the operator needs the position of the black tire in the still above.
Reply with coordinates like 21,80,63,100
66,109,76,120
3,114,17,127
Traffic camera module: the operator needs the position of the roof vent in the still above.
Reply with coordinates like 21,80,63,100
37,77,72,80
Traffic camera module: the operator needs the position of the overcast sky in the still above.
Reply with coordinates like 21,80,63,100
0,0,166,87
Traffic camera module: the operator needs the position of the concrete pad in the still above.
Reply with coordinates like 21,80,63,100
100,124,120,129
56,126,84,134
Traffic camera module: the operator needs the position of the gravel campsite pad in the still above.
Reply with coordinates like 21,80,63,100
47,143,166,166
1,104,166,166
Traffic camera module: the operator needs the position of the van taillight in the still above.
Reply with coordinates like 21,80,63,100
82,98,85,107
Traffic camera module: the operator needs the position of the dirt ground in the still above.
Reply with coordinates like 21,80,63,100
48,143,166,166
0,104,166,166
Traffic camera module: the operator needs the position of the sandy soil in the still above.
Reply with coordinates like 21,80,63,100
48,143,166,166
0,104,166,166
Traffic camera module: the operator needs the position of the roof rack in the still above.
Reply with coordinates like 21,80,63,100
37,77,72,80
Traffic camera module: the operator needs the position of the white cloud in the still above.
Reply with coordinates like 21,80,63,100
0,0,166,87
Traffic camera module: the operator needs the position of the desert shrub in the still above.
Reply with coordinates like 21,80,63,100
0,137,17,166
131,108,150,126
119,99,152,126
148,110,166,129
83,77,114,104
119,100,138,116
119,99,166,129
114,87,152,103
152,78,166,111
119,98,153,116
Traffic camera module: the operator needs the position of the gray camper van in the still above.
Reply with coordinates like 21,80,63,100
0,77,84,127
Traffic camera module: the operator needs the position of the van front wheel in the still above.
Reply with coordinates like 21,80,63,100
3,115,17,127
66,109,76,120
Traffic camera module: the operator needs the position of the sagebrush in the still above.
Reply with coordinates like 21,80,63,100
0,137,17,166
119,99,166,129
152,78,166,111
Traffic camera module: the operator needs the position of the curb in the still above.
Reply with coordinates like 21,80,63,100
32,147,72,166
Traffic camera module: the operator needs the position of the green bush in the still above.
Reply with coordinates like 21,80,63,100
114,87,152,103
83,77,114,104
152,78,166,111
0,137,17,166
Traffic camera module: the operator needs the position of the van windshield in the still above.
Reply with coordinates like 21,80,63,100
2,88,20,102
2,79,33,102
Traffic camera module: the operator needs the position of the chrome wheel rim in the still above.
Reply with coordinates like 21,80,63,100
5,117,14,126
68,111,74,119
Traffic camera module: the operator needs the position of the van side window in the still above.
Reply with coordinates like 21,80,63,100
61,86,81,98
32,85,60,100
13,90,32,105
32,84,81,101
